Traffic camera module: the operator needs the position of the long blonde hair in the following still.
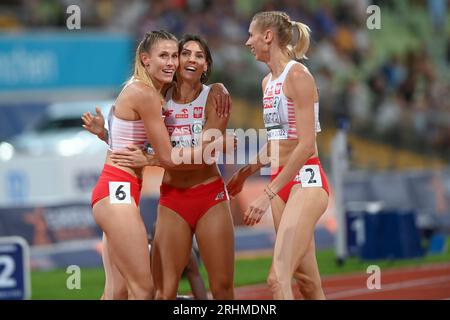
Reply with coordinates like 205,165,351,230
129,30,178,87
252,11,311,60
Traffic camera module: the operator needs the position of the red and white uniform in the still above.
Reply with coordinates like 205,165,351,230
107,106,147,151
160,85,229,230
91,107,146,208
263,60,329,201
263,60,321,141
163,85,210,148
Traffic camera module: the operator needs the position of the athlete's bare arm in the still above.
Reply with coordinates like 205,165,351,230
143,86,233,171
209,83,232,118
110,85,234,170
82,83,230,147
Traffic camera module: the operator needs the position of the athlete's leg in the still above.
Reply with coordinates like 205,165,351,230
269,186,328,299
93,198,152,299
101,233,128,299
100,233,110,300
195,201,235,300
147,241,155,299
266,195,285,295
293,237,325,299
267,195,325,300
151,205,193,300
183,249,208,300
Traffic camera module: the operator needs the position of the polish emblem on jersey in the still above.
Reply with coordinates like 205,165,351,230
193,107,203,119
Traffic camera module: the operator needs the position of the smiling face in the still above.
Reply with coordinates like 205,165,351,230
177,40,208,83
140,39,179,87
245,20,269,62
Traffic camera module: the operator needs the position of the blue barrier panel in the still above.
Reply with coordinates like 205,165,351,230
0,203,101,245
0,197,159,270
0,198,160,246
347,209,424,260
396,210,424,259
0,32,133,91
360,212,384,260
346,210,365,256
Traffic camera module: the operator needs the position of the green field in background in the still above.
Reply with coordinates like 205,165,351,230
31,237,450,299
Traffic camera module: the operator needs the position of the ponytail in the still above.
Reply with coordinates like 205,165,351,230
288,21,311,60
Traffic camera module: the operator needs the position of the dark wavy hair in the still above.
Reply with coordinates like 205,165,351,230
178,34,213,84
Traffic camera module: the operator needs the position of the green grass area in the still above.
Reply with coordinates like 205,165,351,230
31,237,450,299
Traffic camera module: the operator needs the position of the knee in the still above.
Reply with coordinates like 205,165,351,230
129,281,153,300
210,276,234,300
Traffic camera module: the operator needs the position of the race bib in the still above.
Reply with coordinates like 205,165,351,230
295,165,322,188
267,126,288,140
109,182,131,204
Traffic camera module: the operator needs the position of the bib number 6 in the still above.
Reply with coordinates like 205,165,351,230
109,182,131,204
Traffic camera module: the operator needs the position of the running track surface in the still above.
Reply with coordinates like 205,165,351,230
234,262,450,300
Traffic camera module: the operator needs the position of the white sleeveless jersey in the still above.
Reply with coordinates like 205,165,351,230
263,60,321,140
163,85,210,148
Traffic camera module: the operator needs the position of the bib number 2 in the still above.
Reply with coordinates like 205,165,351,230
109,182,131,204
295,165,322,188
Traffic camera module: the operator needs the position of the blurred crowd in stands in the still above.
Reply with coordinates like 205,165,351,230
1,0,449,159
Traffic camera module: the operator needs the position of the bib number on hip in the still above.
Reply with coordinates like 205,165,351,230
295,165,322,188
109,182,131,204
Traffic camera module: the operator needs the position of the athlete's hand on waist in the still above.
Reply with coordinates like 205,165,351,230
110,145,148,169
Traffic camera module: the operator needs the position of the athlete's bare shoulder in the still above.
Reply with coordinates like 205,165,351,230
288,63,314,84
285,63,316,100
121,80,161,108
